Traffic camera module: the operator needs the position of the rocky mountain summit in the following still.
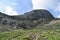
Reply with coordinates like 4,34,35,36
0,9,54,29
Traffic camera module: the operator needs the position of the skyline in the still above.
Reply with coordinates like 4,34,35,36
0,0,60,18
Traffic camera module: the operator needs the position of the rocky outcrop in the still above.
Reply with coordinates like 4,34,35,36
0,9,54,29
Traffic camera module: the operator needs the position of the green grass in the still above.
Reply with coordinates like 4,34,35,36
0,20,60,40
0,29,60,40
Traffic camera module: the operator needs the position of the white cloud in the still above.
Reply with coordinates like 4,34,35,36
57,3,60,18
32,0,59,18
11,11,18,15
32,0,58,9
58,3,60,12
11,2,17,6
5,6,19,16
58,15,60,18
0,2,2,6
32,0,46,9
5,6,12,14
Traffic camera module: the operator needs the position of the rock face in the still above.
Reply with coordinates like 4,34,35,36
14,9,54,21
24,9,54,20
0,9,54,29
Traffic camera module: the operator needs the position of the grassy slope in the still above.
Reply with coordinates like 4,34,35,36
0,20,60,40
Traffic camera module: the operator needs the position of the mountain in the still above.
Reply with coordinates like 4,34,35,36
0,9,54,29
0,10,60,40
13,9,54,20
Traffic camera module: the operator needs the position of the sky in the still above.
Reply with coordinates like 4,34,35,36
0,0,60,18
